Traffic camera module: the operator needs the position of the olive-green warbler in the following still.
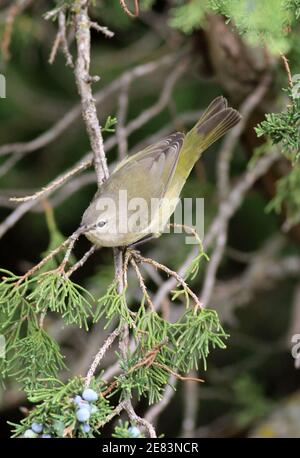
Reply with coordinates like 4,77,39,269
81,96,241,247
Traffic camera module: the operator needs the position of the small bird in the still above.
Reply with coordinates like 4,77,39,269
81,96,241,247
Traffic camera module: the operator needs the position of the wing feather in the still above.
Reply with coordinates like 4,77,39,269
105,132,185,204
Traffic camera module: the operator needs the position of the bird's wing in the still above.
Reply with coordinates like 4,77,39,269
113,132,184,173
104,132,185,204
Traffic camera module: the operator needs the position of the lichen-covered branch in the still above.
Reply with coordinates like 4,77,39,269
74,1,109,186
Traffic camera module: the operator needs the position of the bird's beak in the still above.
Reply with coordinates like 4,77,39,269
79,223,96,234
79,224,90,234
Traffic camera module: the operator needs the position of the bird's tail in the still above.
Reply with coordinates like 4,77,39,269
194,96,241,147
178,96,241,175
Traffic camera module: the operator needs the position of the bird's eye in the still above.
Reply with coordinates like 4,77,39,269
97,220,107,228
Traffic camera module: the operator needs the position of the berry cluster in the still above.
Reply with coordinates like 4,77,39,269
128,425,141,438
23,422,51,438
22,388,99,438
74,388,99,434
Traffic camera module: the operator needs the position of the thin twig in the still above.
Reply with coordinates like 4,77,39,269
168,223,204,252
16,239,69,284
58,227,85,272
0,158,92,239
280,52,293,87
39,312,46,329
124,399,157,437
113,249,152,437
96,401,126,429
114,248,130,362
74,2,109,187
49,9,74,67
0,154,21,178
66,245,97,277
16,226,85,284
119,0,139,18
100,380,119,398
100,342,164,397
90,21,114,38
9,159,91,202
134,252,203,310
130,258,155,312
1,0,32,60
48,26,61,65
85,326,123,388
154,363,204,383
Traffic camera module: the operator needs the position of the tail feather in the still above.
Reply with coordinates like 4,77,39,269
197,107,241,148
191,95,241,152
178,97,241,175
198,96,228,123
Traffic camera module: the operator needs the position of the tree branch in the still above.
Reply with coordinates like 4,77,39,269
74,1,109,186
48,8,74,67
84,326,123,388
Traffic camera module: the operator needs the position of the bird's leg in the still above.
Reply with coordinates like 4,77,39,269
127,233,159,249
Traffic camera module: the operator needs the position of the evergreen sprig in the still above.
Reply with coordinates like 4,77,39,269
0,269,38,381
122,310,175,403
255,90,300,164
266,164,300,219
285,0,300,19
7,324,66,389
173,308,228,372
102,115,117,133
169,0,207,34
41,204,76,272
0,267,94,386
113,308,228,404
94,281,134,328
113,421,144,438
184,250,209,282
0,269,35,313
170,0,299,53
10,377,112,438
117,350,172,405
28,271,94,330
